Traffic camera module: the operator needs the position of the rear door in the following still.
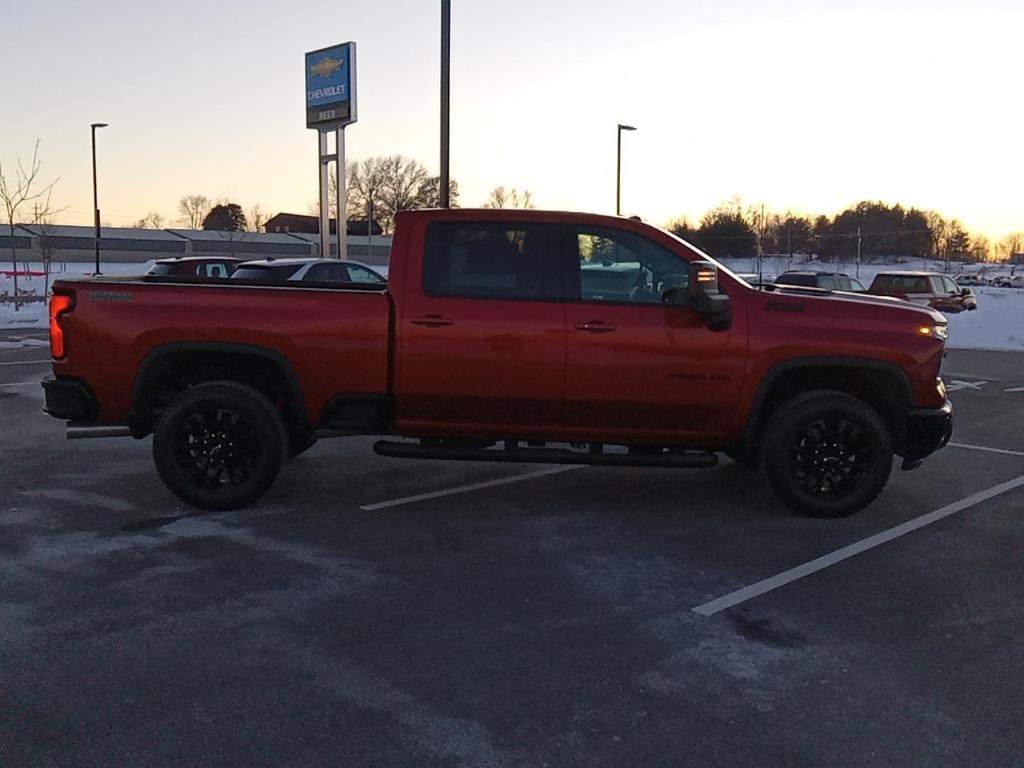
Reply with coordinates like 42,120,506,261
393,220,567,433
562,224,747,443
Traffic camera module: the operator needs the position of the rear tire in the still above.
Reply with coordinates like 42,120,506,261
152,381,287,510
761,391,892,518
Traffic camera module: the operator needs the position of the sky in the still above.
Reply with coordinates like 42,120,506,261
2,0,1021,241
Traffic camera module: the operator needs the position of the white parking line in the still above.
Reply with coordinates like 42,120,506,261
691,473,1024,617
0,359,50,367
942,371,998,380
360,465,584,511
949,442,1024,458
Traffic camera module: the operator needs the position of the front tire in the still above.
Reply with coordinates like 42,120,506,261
761,391,893,518
152,381,287,510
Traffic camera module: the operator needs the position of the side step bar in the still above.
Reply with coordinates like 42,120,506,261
67,425,133,440
373,440,718,469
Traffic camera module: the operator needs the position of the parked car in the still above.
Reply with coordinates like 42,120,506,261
230,258,386,284
953,274,985,287
990,274,1024,288
734,272,776,289
774,271,866,292
146,256,244,278
868,271,977,312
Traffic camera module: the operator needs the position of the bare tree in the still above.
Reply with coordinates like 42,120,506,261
134,211,165,229
334,157,388,227
483,186,533,209
177,195,210,229
0,140,59,296
247,204,270,233
998,232,1024,262
968,235,991,263
31,207,62,295
377,155,429,233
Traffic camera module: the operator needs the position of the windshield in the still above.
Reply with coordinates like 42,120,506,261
147,263,176,276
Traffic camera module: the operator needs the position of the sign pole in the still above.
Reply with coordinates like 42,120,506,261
318,130,330,258
337,126,347,260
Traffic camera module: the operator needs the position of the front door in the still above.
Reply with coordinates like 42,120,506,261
394,220,566,435
563,224,747,443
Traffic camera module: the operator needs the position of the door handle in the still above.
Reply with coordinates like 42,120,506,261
573,321,616,334
410,314,454,328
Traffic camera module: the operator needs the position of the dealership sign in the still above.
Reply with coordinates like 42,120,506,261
305,42,356,129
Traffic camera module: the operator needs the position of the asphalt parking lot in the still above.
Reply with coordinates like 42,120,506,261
2,330,1023,768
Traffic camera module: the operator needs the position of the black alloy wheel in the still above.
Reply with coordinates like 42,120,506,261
173,406,261,488
761,391,893,518
789,415,874,498
153,381,287,510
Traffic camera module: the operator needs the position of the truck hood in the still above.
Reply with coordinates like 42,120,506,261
764,285,946,324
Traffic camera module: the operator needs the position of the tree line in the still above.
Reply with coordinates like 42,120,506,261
3,140,1019,273
668,197,1019,263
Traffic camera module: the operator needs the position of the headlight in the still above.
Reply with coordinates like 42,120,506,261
918,324,948,341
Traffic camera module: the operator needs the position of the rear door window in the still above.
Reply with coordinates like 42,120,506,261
346,264,385,283
424,222,562,300
304,263,349,282
872,275,929,293
231,265,301,282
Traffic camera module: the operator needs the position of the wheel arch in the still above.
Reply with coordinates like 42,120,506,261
743,357,912,451
130,342,311,443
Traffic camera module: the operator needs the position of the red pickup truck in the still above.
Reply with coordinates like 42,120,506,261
43,209,952,518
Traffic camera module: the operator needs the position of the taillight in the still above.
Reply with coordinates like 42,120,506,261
49,292,75,359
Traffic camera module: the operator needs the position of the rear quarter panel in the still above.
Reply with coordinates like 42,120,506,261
52,279,391,426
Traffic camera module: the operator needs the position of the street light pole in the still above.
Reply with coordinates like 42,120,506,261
439,0,451,208
90,122,108,275
616,123,636,216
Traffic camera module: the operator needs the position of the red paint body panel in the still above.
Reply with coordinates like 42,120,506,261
49,208,949,449
51,281,390,426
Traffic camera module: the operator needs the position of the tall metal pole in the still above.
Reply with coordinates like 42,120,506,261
337,126,347,260
319,130,330,258
616,128,622,216
440,0,451,208
90,122,108,275
367,199,374,262
616,124,636,216
856,225,862,279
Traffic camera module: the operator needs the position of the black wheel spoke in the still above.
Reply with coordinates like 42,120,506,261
789,413,873,499
173,405,261,488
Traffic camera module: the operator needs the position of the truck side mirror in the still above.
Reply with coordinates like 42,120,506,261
689,261,732,331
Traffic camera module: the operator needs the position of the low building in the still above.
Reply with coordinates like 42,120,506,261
264,213,383,236
3,223,392,265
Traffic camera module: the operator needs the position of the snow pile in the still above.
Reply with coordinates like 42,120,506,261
0,262,152,328
946,288,1024,351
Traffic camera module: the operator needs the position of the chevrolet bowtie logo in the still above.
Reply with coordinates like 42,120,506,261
309,57,343,78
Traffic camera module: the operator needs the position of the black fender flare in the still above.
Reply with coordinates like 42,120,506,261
130,341,310,437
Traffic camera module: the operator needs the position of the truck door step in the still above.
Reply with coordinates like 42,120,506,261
372,440,718,468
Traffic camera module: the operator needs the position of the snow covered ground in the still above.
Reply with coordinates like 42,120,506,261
2,257,1021,351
